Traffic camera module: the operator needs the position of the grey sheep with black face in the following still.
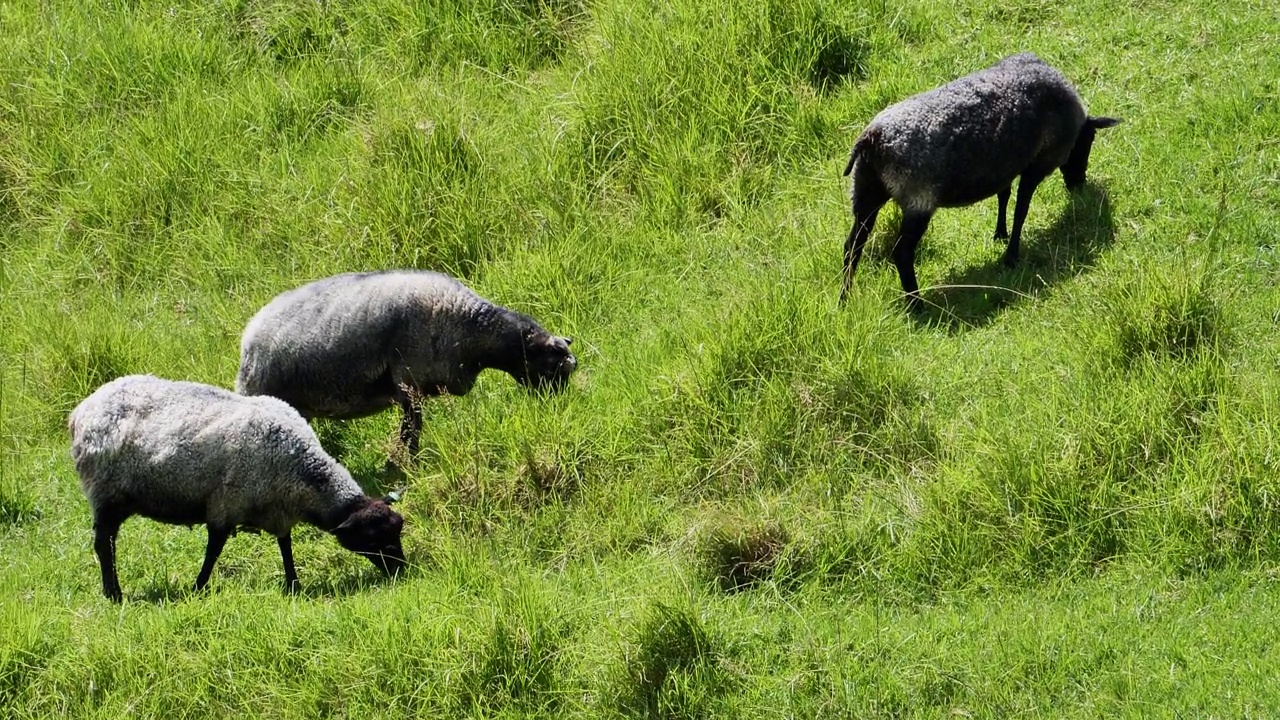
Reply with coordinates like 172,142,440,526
236,270,578,456
69,375,406,602
839,52,1121,306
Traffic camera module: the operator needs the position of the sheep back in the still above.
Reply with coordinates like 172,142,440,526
69,374,364,536
236,271,524,419
851,53,1088,211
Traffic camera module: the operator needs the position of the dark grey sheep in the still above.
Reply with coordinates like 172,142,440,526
839,52,1121,306
236,270,577,456
69,375,406,602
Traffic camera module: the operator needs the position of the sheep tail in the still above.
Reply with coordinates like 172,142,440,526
843,129,879,177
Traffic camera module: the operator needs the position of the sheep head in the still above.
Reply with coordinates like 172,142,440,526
330,497,407,577
515,332,577,392
1062,116,1122,190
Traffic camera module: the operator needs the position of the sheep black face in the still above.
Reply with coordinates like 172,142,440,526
515,334,577,392
330,498,407,576
1062,116,1122,190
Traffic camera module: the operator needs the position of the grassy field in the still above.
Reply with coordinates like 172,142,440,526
2,0,1279,716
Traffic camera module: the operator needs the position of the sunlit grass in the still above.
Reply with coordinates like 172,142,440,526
2,0,1279,715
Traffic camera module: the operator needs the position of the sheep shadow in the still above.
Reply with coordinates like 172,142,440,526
118,528,415,604
127,580,198,605
353,461,410,497
295,565,412,600
122,565,409,604
909,182,1117,331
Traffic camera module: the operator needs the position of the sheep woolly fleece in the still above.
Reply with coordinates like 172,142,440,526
848,53,1090,211
838,52,1119,304
70,374,364,537
235,270,575,464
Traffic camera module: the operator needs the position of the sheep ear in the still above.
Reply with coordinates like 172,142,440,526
333,514,358,532
1090,116,1122,129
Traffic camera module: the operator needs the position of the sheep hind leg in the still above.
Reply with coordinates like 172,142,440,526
93,512,125,602
1004,172,1047,266
994,187,1011,240
892,210,934,309
840,207,883,305
194,524,232,593
840,167,890,305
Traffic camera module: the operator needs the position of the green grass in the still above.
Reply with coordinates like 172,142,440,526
3,0,1280,716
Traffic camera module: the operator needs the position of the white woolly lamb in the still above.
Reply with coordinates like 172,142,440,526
69,375,406,602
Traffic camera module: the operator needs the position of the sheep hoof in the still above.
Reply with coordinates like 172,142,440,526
1001,251,1019,268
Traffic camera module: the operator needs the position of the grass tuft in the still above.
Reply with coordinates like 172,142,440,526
620,602,727,718
0,485,38,528
765,0,872,93
700,517,791,592
0,606,62,709
0,156,22,229
354,113,502,275
268,70,369,142
237,0,345,65
1108,261,1226,363
575,0,868,223
458,609,568,714
516,443,584,509
652,288,936,491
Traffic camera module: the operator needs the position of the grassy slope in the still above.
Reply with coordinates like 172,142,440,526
2,0,1279,716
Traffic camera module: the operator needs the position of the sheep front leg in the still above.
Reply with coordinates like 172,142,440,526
1004,172,1047,266
893,210,934,308
194,524,232,592
994,187,1011,240
277,534,300,594
93,514,124,602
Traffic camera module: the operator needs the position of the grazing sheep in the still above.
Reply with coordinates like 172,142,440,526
839,52,1121,306
236,270,577,456
69,375,406,602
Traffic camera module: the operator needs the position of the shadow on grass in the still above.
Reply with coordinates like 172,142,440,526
123,567,412,604
122,556,420,604
295,565,413,600
352,460,410,498
909,182,1117,331
127,580,197,605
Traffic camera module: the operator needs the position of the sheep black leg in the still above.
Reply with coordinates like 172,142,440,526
994,187,1011,240
892,210,934,308
194,524,232,592
93,513,124,602
395,395,422,457
840,207,883,305
840,166,889,305
277,534,300,595
1004,173,1046,266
